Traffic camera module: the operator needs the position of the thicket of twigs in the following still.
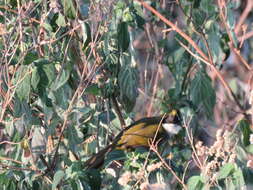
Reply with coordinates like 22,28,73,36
1,0,253,189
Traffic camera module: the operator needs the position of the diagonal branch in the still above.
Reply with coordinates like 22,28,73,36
135,0,209,62
235,0,253,35
135,0,244,112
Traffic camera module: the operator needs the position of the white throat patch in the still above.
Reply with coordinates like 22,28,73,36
162,123,181,135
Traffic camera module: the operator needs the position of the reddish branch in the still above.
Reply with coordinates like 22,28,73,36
135,0,244,111
235,0,253,35
135,0,209,62
218,0,252,72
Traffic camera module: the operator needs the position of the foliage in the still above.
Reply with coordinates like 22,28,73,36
0,0,253,189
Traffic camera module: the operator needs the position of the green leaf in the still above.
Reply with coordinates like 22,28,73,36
81,22,91,49
187,175,204,190
23,51,38,65
232,167,245,188
66,124,83,152
53,68,71,91
226,6,235,29
85,169,101,190
118,64,139,112
31,60,55,108
246,144,253,154
238,119,251,146
117,22,130,52
204,19,224,64
16,67,31,102
78,107,94,123
56,13,66,27
123,8,133,22
118,65,139,101
120,94,136,113
220,33,231,61
31,67,40,91
200,0,216,14
13,116,25,138
33,59,56,91
104,150,126,167
225,179,236,190
8,0,17,7
53,84,71,109
14,101,41,132
65,161,84,179
230,31,238,48
114,1,126,20
38,64,56,88
98,111,116,124
13,97,22,118
193,0,201,8
192,9,206,27
80,3,89,17
52,170,65,190
207,32,223,63
174,47,186,63
48,13,59,32
190,72,216,117
133,12,145,29
235,146,248,161
43,22,53,32
61,0,76,19
32,181,40,190
84,84,101,96
31,127,46,156
218,163,235,179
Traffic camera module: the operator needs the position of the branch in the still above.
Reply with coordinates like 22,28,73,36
177,39,244,111
135,0,209,61
238,30,253,42
136,0,245,112
235,0,253,35
149,142,187,189
111,95,126,128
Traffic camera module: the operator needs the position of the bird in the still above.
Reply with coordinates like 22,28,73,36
84,109,181,169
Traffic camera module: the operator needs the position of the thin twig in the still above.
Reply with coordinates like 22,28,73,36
218,0,252,71
182,161,191,185
51,22,104,170
0,163,41,172
111,95,126,128
234,0,253,35
238,30,253,42
135,0,209,62
147,64,161,117
177,39,244,111
150,142,187,189
0,156,23,165
137,0,244,112
132,114,167,189
0,5,41,24
183,117,203,169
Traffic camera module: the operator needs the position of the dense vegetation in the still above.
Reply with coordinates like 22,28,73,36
1,0,253,189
